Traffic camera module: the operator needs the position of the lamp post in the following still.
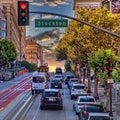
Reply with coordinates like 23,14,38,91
108,79,113,117
107,58,113,118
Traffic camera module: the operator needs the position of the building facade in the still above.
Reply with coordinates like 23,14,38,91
0,3,6,39
25,38,44,67
0,0,26,60
73,0,102,11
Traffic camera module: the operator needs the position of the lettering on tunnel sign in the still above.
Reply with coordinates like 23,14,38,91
35,19,68,27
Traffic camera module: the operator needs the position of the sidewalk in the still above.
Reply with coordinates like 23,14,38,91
93,84,120,120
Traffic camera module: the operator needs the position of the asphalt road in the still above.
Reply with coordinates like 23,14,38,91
23,83,79,120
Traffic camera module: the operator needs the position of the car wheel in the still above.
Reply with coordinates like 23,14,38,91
59,106,63,110
73,104,75,111
40,105,44,110
76,111,79,115
32,90,34,95
71,96,73,100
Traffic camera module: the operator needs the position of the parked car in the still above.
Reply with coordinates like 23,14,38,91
73,95,96,115
68,78,79,89
78,103,105,119
51,78,62,89
79,112,111,120
40,89,63,110
70,83,87,99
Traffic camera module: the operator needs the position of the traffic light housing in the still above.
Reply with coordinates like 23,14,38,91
18,1,29,26
107,58,113,77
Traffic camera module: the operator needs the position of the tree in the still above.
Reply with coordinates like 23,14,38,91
0,39,17,68
20,61,37,72
55,7,120,95
112,68,120,82
89,49,118,110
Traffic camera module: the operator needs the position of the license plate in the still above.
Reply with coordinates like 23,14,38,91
49,98,54,101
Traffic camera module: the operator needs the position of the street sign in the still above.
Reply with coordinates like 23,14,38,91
107,78,113,83
35,19,68,27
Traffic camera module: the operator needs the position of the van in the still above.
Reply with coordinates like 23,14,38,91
31,72,48,94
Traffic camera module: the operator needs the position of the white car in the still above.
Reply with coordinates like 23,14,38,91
70,83,87,99
79,112,111,120
54,74,64,82
73,95,96,115
68,78,79,89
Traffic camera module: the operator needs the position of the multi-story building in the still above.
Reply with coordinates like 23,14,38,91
25,38,44,67
0,3,6,39
73,0,102,11
0,0,26,60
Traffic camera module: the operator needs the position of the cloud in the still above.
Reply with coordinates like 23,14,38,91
29,0,69,7
42,15,53,19
30,16,36,22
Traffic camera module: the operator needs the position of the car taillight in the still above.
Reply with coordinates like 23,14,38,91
83,111,89,118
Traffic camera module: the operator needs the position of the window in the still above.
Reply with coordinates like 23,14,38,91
44,91,59,97
33,76,45,83
80,98,95,102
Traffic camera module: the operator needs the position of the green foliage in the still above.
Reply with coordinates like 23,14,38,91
89,49,118,84
112,68,120,82
89,49,118,71
55,7,120,69
0,39,17,67
20,61,37,72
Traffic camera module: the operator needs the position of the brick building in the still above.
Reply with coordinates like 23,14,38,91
25,38,44,67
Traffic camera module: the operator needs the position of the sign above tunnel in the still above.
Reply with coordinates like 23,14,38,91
35,19,68,27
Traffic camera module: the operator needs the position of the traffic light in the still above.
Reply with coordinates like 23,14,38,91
18,1,29,26
107,58,113,77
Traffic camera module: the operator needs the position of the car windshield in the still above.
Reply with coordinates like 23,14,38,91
52,79,60,82
86,105,104,112
32,77,45,83
44,91,59,97
80,98,95,102
74,85,84,89
90,116,111,120
71,79,78,82
55,76,62,78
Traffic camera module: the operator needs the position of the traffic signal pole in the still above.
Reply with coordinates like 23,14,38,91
29,11,120,38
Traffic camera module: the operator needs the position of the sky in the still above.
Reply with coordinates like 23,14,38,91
26,0,74,72
26,0,74,37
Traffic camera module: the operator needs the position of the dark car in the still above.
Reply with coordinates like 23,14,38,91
40,89,63,110
65,75,75,84
55,67,62,75
51,78,62,89
78,104,105,120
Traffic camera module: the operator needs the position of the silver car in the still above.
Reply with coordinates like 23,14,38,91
73,95,96,115
70,83,87,99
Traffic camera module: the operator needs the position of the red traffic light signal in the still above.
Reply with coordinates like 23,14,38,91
107,58,113,77
20,2,27,10
18,1,29,26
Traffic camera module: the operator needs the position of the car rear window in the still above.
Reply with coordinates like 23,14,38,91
90,116,111,120
52,79,61,82
74,85,84,89
86,105,104,112
44,91,59,97
80,98,95,102
33,77,45,83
